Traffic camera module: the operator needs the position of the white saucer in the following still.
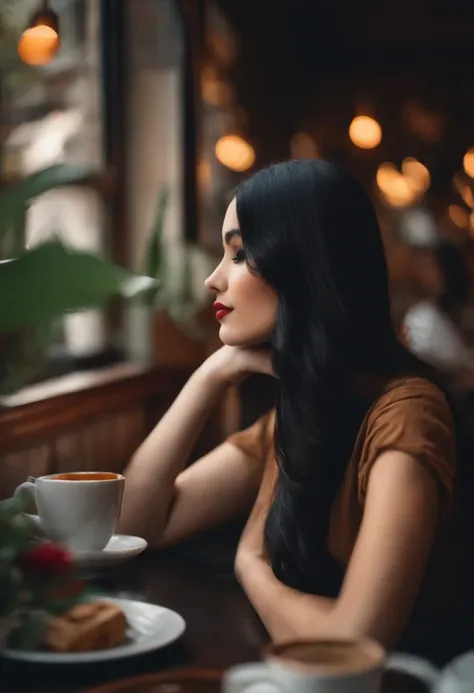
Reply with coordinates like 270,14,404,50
72,535,148,569
1,597,186,664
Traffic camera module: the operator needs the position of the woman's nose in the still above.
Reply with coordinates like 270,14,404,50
205,262,226,294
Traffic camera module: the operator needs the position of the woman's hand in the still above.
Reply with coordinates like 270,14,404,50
200,345,275,387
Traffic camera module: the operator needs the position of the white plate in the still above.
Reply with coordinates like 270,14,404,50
24,515,148,570
1,597,186,664
72,535,148,569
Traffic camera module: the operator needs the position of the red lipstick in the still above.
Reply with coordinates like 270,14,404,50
213,302,233,321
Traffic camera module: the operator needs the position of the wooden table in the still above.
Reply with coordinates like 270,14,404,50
0,545,423,693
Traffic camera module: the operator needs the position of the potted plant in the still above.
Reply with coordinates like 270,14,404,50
0,494,95,650
124,188,168,363
0,164,157,394
125,188,205,365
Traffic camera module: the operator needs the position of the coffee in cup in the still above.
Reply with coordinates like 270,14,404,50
224,638,440,693
14,472,125,551
269,640,383,675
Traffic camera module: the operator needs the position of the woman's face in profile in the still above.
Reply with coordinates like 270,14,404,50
205,198,278,347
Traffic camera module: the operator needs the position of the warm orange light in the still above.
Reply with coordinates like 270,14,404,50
463,148,474,179
215,135,255,172
376,162,416,208
18,25,59,66
349,116,382,150
448,204,469,229
401,157,430,194
376,158,430,209
376,162,400,193
460,185,474,209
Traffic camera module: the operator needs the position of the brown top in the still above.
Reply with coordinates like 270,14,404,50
227,376,470,663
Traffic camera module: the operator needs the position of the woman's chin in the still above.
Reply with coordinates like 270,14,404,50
219,325,271,348
219,333,248,348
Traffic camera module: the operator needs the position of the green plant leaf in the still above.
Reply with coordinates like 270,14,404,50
11,205,27,258
11,165,96,200
0,241,157,332
7,611,48,650
0,495,30,516
139,189,169,306
0,165,97,249
0,513,32,562
142,188,169,278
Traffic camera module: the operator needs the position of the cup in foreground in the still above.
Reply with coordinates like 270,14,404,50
14,471,125,551
224,639,441,693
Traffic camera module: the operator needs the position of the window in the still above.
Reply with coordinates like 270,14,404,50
0,0,108,367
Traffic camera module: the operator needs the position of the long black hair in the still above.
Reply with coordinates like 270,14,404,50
235,160,464,596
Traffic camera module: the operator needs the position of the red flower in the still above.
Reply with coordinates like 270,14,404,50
19,544,74,573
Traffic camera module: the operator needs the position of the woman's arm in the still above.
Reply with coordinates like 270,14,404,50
119,346,273,547
236,449,439,648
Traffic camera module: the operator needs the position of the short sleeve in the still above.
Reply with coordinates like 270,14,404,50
358,380,456,513
226,410,275,466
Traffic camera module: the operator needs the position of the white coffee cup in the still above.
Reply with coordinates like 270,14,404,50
223,639,445,693
14,472,125,551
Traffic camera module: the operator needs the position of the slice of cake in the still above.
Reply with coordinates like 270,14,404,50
43,600,127,652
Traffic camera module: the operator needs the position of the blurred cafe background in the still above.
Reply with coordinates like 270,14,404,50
1,0,474,495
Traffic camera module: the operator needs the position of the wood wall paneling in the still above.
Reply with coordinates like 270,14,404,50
0,365,192,500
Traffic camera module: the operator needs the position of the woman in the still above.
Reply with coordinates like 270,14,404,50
121,160,472,664
404,240,474,373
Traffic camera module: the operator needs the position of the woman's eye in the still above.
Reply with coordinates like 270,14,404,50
232,249,246,264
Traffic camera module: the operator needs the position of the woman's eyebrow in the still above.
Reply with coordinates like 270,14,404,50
224,228,241,245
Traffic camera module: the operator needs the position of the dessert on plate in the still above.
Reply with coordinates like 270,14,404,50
43,600,127,653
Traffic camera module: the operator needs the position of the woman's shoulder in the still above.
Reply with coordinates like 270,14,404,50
358,374,450,421
366,375,454,441
376,375,449,406
358,376,456,507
